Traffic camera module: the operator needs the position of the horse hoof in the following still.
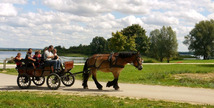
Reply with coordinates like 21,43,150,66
83,87,88,89
98,85,103,90
114,87,119,90
113,85,119,90
106,81,111,87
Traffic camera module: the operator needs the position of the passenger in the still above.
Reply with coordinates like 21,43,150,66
25,48,36,69
33,51,40,67
33,50,41,63
44,45,57,72
53,49,59,60
15,53,23,67
38,50,42,58
53,48,61,70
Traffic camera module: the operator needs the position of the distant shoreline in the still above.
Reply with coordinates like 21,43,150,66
0,48,42,51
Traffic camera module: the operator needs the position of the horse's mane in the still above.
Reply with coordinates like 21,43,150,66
117,52,137,58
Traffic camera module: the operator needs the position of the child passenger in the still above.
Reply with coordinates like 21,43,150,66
33,52,40,67
15,53,23,67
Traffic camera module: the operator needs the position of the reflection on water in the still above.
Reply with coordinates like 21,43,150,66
0,51,86,63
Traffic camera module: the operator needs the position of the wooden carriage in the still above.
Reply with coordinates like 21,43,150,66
15,59,75,90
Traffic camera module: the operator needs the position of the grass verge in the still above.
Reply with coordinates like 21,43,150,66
0,91,213,108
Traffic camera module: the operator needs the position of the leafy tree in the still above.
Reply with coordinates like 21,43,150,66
183,19,214,60
90,36,108,54
109,31,127,52
149,26,178,62
121,24,149,54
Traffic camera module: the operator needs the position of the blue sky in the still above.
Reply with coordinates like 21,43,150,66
0,0,214,51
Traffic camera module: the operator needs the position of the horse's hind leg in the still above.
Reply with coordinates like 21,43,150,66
91,69,103,90
82,70,91,89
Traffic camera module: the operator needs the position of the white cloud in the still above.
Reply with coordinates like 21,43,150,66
43,0,151,16
142,13,179,26
1,0,214,51
0,3,17,16
0,0,27,4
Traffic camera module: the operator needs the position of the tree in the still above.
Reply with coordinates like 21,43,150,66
109,31,128,52
149,26,178,62
183,19,214,60
90,36,108,54
121,24,149,54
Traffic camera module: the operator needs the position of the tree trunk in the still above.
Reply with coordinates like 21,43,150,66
203,55,207,60
160,58,163,62
167,57,170,63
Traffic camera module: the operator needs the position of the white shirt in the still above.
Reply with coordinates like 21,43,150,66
44,50,53,60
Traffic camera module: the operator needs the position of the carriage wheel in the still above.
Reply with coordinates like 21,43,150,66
17,73,31,89
32,76,45,86
46,73,61,90
61,72,75,86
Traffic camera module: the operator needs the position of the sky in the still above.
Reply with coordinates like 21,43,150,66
0,0,214,51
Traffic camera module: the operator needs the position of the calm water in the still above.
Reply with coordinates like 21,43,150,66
0,51,86,63
0,51,26,62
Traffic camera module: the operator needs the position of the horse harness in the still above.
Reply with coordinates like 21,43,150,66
87,53,125,69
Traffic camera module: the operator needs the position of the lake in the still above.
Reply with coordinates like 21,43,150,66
0,51,86,63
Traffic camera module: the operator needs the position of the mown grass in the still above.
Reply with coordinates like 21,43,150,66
59,53,88,57
170,59,214,63
0,91,212,108
70,64,214,89
1,64,214,89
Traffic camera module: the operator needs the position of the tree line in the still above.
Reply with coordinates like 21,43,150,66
55,19,214,62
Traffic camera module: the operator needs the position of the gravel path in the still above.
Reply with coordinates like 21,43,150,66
0,73,214,105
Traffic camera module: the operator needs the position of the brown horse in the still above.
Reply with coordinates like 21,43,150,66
82,52,143,90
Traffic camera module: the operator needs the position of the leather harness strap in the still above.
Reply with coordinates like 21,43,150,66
87,54,125,69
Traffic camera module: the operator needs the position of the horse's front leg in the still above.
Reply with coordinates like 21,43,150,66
91,70,103,90
106,71,120,90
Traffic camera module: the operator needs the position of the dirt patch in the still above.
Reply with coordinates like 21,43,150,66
173,73,214,81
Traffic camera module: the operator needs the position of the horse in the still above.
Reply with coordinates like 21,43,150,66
82,52,143,90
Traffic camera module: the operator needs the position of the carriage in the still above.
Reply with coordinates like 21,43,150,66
15,52,143,90
15,59,76,90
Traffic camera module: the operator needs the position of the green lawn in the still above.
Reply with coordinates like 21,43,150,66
70,64,214,89
1,64,214,89
0,91,212,108
170,59,214,63
59,53,88,57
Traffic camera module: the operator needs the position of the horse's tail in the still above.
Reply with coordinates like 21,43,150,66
83,58,89,73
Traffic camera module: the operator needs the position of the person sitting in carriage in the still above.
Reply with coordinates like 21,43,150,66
25,48,36,69
15,53,23,67
44,45,60,72
33,51,40,68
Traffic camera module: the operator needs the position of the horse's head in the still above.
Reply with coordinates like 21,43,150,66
132,52,143,70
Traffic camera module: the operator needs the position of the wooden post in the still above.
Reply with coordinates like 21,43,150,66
3,59,6,70
3,57,14,70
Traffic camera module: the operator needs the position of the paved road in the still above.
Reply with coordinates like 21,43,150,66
0,73,214,105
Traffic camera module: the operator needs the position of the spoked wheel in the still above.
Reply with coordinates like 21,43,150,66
46,73,61,90
32,76,45,86
61,72,75,86
17,73,31,89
